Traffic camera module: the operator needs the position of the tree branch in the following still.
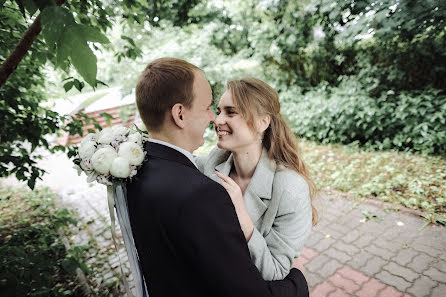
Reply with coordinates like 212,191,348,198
0,0,65,87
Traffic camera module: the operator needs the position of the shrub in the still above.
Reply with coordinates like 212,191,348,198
282,79,446,155
0,185,87,296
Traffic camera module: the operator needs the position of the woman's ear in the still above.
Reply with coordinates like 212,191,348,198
171,103,185,128
257,115,271,133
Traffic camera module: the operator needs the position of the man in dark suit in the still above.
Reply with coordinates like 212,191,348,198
127,57,309,297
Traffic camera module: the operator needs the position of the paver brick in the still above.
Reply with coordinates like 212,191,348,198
393,248,420,266
407,253,434,273
306,232,326,247
365,244,395,261
332,241,360,257
373,239,404,254
349,251,374,270
410,242,443,258
306,271,324,290
361,256,388,276
327,288,349,297
406,275,437,297
432,258,446,274
318,259,344,279
325,247,352,263
337,266,369,285
306,254,331,273
345,216,365,230
301,247,319,260
328,273,360,294
354,234,376,249
355,278,386,297
341,229,361,244
313,237,336,253
311,280,336,297
375,270,411,292
377,285,403,297
431,283,446,297
423,266,446,283
383,262,419,282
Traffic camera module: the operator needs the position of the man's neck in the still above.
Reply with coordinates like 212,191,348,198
149,131,192,153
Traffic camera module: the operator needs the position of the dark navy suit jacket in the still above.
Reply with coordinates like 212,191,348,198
126,142,309,297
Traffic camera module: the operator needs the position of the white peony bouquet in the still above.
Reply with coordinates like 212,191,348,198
73,124,149,185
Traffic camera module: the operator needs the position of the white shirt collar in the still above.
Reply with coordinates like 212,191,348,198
148,138,198,168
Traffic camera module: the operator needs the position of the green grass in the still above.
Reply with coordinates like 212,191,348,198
199,135,446,223
299,140,446,223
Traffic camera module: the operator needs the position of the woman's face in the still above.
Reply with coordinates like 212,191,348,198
214,90,260,152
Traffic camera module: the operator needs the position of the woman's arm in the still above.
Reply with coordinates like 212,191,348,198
248,188,312,280
217,171,313,281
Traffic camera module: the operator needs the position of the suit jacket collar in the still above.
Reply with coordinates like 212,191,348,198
145,141,197,170
215,148,276,223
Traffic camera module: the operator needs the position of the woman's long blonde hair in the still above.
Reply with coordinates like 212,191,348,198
227,77,318,225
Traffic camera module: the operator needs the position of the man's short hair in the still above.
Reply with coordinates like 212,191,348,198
136,57,200,132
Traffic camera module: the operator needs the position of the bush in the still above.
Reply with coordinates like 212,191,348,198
0,185,87,297
282,79,446,155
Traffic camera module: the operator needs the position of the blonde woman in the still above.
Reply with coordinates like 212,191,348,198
196,77,317,281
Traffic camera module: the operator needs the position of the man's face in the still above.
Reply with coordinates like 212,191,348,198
183,71,215,152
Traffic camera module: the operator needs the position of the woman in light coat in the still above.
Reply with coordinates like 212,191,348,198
196,77,318,281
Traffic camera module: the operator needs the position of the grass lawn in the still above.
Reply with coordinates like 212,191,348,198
197,135,446,224
300,140,446,224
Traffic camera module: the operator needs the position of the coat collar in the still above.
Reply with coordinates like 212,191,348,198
214,148,276,223
144,141,197,170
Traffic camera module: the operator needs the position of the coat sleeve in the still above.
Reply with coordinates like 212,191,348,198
176,182,309,297
247,174,313,281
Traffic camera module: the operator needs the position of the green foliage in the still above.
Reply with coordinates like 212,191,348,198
1,0,204,189
0,185,87,296
282,79,446,155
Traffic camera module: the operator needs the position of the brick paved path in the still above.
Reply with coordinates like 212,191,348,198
296,194,446,297
7,151,444,297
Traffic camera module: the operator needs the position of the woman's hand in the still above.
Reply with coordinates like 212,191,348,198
215,171,244,206
216,171,254,242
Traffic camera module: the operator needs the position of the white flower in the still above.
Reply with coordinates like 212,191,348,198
97,127,115,144
110,157,131,178
118,142,145,166
127,133,142,145
78,141,96,159
112,125,129,138
91,146,118,174
81,133,97,146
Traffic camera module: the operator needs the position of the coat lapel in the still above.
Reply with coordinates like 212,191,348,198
214,148,276,224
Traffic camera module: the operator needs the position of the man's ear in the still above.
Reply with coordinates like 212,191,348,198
257,115,271,133
171,103,185,128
